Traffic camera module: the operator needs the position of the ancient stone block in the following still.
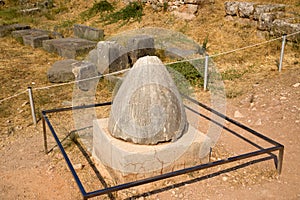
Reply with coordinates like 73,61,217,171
96,41,129,74
74,24,104,41
47,59,77,83
0,24,30,37
165,45,201,59
257,12,276,31
272,19,300,42
93,118,211,182
23,34,49,48
108,56,188,145
238,2,254,18
253,4,285,20
127,34,155,64
43,38,97,59
224,1,239,16
72,61,99,91
12,29,62,46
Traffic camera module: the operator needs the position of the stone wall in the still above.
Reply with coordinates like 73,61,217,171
125,0,214,20
224,1,300,42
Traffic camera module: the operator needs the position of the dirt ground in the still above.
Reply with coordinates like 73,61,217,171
1,0,300,199
0,39,299,200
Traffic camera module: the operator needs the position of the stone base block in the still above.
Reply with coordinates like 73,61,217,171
92,118,211,183
42,38,97,59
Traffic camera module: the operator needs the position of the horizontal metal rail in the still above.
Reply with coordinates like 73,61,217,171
182,94,284,147
84,146,281,199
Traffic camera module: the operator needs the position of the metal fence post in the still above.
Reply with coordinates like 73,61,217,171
28,87,37,126
204,55,209,91
279,34,287,72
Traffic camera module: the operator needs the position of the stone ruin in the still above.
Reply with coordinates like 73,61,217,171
224,1,300,42
92,56,212,182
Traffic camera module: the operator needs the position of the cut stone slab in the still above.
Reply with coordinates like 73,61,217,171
74,24,104,41
108,56,187,145
95,41,129,74
0,24,30,37
127,34,155,64
93,118,211,182
11,28,62,48
72,61,99,91
43,38,97,59
47,59,77,83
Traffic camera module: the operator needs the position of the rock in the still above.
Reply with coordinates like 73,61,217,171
12,29,62,47
47,59,77,83
72,61,99,91
253,4,285,20
73,163,84,170
292,83,300,88
172,10,196,20
23,34,50,48
95,41,129,74
271,19,300,42
0,24,30,37
165,45,200,59
255,119,262,126
19,7,41,15
224,1,239,16
222,176,228,181
258,13,276,31
73,24,104,41
43,38,97,59
108,56,188,144
234,110,244,118
186,4,198,14
238,2,254,18
127,34,155,64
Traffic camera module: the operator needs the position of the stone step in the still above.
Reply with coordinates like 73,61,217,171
42,37,97,59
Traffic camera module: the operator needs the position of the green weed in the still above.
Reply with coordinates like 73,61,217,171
101,2,143,26
80,0,114,20
167,61,204,88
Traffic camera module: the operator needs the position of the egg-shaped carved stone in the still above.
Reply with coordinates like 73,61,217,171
108,56,188,145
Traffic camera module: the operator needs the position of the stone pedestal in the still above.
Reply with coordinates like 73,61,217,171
92,118,211,183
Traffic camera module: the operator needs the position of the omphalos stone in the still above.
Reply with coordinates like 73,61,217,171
108,56,188,145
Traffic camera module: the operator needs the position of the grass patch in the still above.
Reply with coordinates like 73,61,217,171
225,87,243,98
80,0,114,20
0,7,21,25
101,2,143,26
168,62,203,87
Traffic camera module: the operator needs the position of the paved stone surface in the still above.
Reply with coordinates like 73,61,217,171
108,56,187,145
0,24,30,37
47,59,77,83
74,24,104,41
43,37,97,59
